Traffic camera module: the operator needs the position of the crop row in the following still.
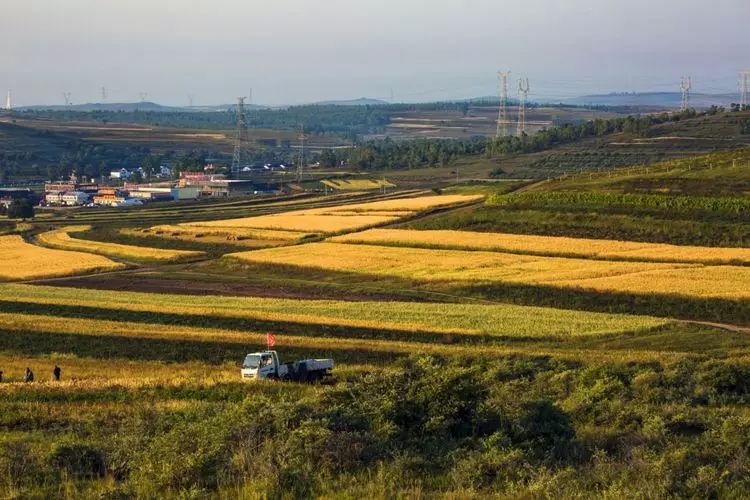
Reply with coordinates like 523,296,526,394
487,192,750,222
36,226,204,262
331,229,750,265
0,235,122,280
228,242,750,300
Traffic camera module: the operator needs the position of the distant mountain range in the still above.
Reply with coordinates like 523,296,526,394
17,102,268,113
310,97,389,106
16,92,742,113
562,92,740,108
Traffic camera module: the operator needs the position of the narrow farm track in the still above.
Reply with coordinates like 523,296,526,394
684,320,750,334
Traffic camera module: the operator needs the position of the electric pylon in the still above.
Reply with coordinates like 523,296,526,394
739,71,750,109
516,77,530,137
679,76,691,111
231,97,247,176
495,71,511,138
297,124,306,183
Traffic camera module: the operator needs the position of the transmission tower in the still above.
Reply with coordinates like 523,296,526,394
100,86,107,103
739,71,750,109
231,97,247,176
4,90,11,111
138,92,148,102
516,77,530,137
679,76,691,111
62,92,72,106
188,94,194,107
297,125,306,183
495,71,511,138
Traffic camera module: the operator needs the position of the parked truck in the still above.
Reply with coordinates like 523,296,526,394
240,350,334,382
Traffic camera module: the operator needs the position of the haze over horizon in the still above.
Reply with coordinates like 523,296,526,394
2,0,749,107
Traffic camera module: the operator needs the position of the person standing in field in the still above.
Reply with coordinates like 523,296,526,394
24,368,34,383
0,370,3,383
53,365,61,381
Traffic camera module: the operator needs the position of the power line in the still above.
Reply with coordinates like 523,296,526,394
495,71,511,138
231,97,247,177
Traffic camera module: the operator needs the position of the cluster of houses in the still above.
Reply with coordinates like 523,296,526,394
38,171,277,208
109,166,172,180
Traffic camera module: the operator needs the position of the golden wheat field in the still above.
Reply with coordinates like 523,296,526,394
184,195,482,233
0,235,123,280
227,242,750,300
331,228,750,265
146,224,310,241
37,226,204,262
320,179,395,191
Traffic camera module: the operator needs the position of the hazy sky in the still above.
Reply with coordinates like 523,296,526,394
2,0,749,106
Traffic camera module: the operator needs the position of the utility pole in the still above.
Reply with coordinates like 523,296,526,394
679,76,691,111
231,97,247,177
248,88,253,106
100,86,107,103
495,71,511,138
516,77,530,137
297,124,306,183
62,92,72,106
188,94,194,107
739,71,750,109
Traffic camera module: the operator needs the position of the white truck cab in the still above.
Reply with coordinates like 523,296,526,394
241,350,334,382
241,351,281,380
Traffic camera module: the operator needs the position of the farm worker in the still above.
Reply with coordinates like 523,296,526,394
24,368,34,383
0,370,3,382
53,365,61,381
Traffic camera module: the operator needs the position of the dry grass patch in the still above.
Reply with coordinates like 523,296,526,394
0,235,123,280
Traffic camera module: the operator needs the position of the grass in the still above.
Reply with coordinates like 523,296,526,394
36,226,204,263
226,242,750,300
0,235,123,280
331,228,750,265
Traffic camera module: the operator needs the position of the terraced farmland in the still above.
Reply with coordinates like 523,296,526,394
0,235,123,280
37,226,204,262
227,241,750,300
332,228,750,265
187,194,482,234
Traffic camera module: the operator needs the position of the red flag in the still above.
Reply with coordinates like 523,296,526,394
266,332,276,349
